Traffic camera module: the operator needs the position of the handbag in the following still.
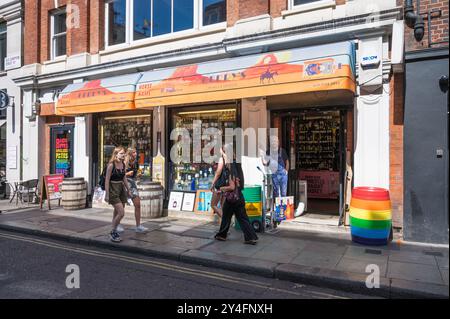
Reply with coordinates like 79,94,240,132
223,187,241,204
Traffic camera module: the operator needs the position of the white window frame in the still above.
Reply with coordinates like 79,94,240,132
105,0,226,48
50,10,67,60
105,0,130,48
289,0,335,11
199,0,226,30
0,21,7,71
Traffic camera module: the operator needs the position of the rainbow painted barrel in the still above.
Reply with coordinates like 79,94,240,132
349,187,392,246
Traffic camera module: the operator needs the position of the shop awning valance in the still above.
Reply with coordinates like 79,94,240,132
56,74,142,116
135,41,356,108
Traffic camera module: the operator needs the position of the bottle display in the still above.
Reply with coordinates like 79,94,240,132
100,115,152,178
294,112,340,171
170,108,237,192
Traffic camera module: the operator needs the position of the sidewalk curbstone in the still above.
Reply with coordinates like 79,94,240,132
180,249,277,278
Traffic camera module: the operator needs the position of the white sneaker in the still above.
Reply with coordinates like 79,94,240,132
116,224,125,233
135,225,148,233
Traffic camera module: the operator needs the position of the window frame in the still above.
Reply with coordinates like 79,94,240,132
50,10,67,60
199,0,227,29
0,21,7,71
289,0,334,11
105,0,226,48
105,0,130,48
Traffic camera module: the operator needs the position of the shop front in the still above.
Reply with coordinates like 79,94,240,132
55,40,356,223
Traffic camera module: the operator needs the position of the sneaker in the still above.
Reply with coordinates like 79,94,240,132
110,231,122,243
116,224,125,233
135,225,148,233
244,240,257,245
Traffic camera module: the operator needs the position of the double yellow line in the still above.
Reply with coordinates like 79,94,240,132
0,231,350,299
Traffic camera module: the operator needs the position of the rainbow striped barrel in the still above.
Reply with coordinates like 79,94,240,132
349,187,392,246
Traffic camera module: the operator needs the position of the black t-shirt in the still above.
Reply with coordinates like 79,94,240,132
126,162,139,179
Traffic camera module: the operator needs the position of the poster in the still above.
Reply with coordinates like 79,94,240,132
299,171,339,199
168,192,184,211
40,174,64,210
194,190,213,213
274,196,295,220
182,192,196,212
55,136,70,176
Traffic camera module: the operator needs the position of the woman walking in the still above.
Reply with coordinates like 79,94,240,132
105,146,132,243
125,148,148,233
210,146,228,218
214,144,258,245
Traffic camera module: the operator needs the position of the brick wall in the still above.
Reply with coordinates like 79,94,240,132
228,0,270,26
24,0,93,64
389,72,404,228
405,0,449,51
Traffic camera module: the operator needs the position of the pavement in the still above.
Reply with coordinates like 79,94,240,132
0,199,448,299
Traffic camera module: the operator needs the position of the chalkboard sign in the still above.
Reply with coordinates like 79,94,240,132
40,174,64,210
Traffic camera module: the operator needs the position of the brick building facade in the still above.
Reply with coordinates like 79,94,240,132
13,0,436,241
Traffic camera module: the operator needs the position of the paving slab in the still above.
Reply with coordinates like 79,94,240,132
302,241,348,255
336,257,388,277
251,248,299,264
387,261,445,285
388,250,438,266
0,210,49,222
291,250,343,269
435,256,449,269
343,246,390,264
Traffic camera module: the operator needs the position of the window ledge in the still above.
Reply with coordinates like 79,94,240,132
282,0,336,17
100,24,226,56
0,71,7,77
43,55,67,65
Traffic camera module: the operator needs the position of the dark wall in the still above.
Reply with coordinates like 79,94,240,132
404,49,449,244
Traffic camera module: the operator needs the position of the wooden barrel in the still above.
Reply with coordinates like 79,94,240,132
138,181,164,218
349,187,392,245
61,178,87,210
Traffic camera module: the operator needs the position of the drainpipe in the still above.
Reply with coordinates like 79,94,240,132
404,0,425,41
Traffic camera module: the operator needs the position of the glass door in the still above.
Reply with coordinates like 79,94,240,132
50,125,74,178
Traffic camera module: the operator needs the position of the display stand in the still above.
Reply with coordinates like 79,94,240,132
39,174,64,210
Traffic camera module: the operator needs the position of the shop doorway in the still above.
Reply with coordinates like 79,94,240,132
272,108,348,225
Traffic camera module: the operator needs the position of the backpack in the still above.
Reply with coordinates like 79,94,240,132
99,166,107,191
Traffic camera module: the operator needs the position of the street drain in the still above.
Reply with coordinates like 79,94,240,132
365,249,382,255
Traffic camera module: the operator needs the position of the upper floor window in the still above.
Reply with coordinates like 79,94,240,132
105,0,226,47
292,0,322,5
50,10,67,59
0,22,6,71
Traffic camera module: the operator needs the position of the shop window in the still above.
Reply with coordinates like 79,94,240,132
0,22,7,71
169,107,236,192
99,114,153,178
50,10,67,59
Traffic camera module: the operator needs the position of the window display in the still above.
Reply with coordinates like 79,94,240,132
100,114,152,177
170,107,237,192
